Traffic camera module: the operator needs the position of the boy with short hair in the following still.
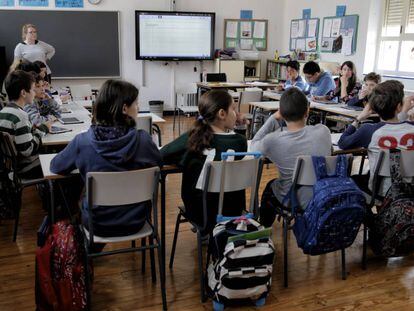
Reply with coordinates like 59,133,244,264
338,80,414,194
347,72,381,108
0,70,50,178
251,87,332,226
303,61,336,97
24,73,61,127
277,60,308,92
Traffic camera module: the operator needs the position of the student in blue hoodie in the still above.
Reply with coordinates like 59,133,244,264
50,79,162,237
303,61,336,97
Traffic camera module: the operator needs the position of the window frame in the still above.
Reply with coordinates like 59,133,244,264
375,0,414,77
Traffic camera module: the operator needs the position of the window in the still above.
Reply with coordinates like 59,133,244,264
377,0,414,76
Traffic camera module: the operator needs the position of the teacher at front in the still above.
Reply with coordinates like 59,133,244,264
14,23,55,83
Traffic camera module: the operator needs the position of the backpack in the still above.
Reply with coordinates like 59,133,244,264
369,151,414,257
207,214,275,307
35,217,89,311
292,155,366,255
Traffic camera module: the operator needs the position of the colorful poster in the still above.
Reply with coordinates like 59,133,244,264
19,0,48,6
0,0,14,6
55,0,83,8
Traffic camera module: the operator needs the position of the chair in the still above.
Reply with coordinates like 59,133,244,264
83,167,167,310
236,90,262,138
169,152,263,302
69,84,93,100
136,115,152,134
361,150,414,269
0,132,46,241
279,154,353,287
173,83,198,135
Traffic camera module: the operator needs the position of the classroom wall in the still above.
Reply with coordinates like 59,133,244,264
4,0,283,111
279,0,414,90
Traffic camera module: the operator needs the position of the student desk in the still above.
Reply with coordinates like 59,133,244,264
263,90,282,101
42,102,166,146
197,81,277,99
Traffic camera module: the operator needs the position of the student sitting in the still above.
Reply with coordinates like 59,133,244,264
0,70,50,178
314,61,361,104
276,60,308,92
338,80,414,194
50,79,162,237
24,73,61,127
33,60,56,96
250,88,332,227
161,90,247,233
303,61,336,97
347,72,381,108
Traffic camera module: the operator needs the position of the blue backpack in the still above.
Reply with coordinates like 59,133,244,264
292,155,366,255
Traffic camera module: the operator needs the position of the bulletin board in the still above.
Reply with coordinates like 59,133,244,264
289,18,319,52
223,19,268,51
320,14,359,55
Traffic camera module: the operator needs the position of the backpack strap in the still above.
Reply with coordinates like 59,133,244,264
312,156,328,180
334,155,348,178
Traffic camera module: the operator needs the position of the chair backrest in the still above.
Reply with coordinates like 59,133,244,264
373,150,414,178
205,73,227,82
70,84,93,100
136,115,152,134
292,154,353,186
238,90,262,113
0,132,18,182
87,166,160,206
86,166,160,242
202,155,263,216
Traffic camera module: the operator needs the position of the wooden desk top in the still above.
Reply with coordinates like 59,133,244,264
249,101,279,111
197,82,278,89
263,91,282,101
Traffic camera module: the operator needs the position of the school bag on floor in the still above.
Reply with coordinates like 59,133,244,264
207,214,274,308
368,151,414,257
293,155,366,255
35,216,89,311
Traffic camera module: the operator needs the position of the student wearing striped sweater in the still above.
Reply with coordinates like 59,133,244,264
0,70,50,178
24,74,61,127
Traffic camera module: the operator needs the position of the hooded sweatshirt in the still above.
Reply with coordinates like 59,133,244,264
50,125,162,237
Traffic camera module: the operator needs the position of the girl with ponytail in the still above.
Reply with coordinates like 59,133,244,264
162,89,247,233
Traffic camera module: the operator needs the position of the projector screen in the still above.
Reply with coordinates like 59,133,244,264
136,11,215,60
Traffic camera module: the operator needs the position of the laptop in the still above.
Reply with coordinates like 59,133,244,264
58,117,84,124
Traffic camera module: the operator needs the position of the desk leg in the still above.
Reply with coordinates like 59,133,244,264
160,174,166,284
48,180,55,223
250,106,258,140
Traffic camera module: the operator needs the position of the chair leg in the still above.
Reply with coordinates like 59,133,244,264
173,108,177,131
149,234,157,283
131,240,136,248
362,224,368,270
157,241,168,310
341,248,347,280
197,230,206,303
83,245,92,310
141,238,146,274
283,217,289,288
12,192,22,242
169,213,182,269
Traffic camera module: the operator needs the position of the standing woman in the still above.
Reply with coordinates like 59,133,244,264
14,24,55,83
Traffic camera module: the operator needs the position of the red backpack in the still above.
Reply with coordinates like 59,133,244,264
35,218,89,311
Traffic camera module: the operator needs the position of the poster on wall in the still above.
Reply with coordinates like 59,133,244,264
19,0,48,6
0,0,14,6
55,0,83,8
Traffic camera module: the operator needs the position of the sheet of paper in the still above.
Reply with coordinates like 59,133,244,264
255,40,264,49
341,35,353,56
331,18,341,37
240,21,252,38
19,0,48,5
321,38,333,52
290,38,296,50
253,21,266,39
307,19,317,37
227,39,236,48
226,21,238,38
55,0,83,7
323,19,332,38
291,21,299,38
298,20,306,37
306,37,317,51
240,39,253,50
296,38,306,51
